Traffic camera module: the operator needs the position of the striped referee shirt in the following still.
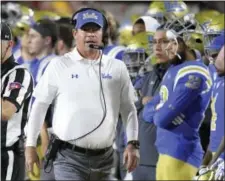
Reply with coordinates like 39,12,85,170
1,55,33,148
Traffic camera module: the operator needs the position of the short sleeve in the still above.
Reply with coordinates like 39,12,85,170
2,68,33,112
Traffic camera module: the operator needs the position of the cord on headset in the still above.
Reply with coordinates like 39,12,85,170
68,50,107,142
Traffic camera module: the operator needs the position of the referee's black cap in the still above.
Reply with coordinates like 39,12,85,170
1,22,13,41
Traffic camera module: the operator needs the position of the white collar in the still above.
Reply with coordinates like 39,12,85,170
70,47,106,66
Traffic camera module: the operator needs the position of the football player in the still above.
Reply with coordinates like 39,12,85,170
196,45,224,181
142,17,212,180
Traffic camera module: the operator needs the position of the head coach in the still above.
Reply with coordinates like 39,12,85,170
25,8,139,180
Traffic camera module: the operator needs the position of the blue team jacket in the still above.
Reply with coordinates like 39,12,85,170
209,76,224,159
143,60,212,167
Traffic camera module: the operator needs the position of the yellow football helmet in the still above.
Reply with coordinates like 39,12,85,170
147,1,167,24
13,5,34,37
195,10,221,25
162,12,206,60
146,1,189,24
33,10,61,22
203,14,224,59
51,1,72,17
1,3,34,38
130,32,153,55
186,32,204,54
118,24,133,46
205,14,224,33
183,20,205,55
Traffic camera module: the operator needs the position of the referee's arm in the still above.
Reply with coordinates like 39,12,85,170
1,69,33,120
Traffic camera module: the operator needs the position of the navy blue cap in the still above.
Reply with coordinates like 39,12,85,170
75,9,104,29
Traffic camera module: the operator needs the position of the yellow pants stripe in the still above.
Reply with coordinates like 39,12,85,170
156,154,198,180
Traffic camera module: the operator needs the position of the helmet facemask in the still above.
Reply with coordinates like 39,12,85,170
122,48,147,78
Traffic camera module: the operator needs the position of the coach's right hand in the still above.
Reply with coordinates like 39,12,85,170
25,146,41,177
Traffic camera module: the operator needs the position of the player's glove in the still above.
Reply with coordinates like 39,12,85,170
193,165,213,180
210,158,224,170
198,165,209,175
214,160,224,180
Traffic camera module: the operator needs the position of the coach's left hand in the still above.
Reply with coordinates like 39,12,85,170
123,144,140,173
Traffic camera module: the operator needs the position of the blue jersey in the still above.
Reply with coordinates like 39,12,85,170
27,54,57,120
209,76,224,159
143,60,212,167
208,63,218,83
17,54,56,86
16,56,33,71
103,45,126,61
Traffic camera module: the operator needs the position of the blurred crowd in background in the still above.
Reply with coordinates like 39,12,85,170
1,1,224,66
2,1,225,22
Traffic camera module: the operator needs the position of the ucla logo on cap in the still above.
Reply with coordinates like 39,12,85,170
83,12,98,20
164,1,184,12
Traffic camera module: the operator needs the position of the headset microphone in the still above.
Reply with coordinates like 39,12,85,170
89,44,104,50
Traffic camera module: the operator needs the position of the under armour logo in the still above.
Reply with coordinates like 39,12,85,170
71,74,79,79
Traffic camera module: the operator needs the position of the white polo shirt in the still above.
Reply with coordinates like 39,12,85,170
28,48,138,149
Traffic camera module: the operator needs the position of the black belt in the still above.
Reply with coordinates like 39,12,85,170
60,141,112,156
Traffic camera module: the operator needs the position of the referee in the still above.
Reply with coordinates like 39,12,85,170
1,22,34,181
